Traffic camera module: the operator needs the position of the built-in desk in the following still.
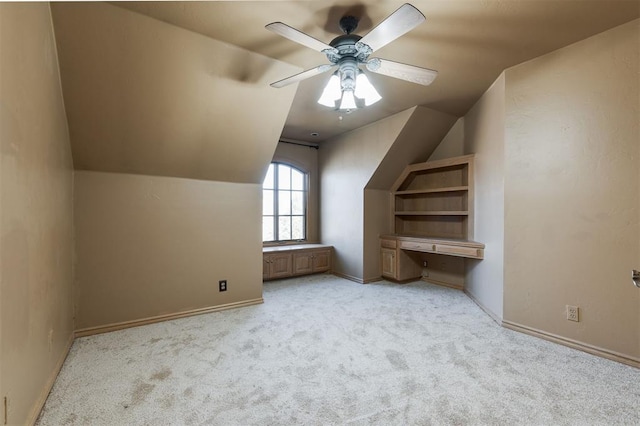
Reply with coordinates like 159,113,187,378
263,244,332,281
380,235,484,286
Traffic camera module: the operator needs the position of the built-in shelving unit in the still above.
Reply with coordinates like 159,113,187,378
392,155,473,239
380,155,484,287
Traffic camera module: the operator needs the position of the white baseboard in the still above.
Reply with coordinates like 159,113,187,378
27,332,74,426
502,320,639,368
75,298,264,338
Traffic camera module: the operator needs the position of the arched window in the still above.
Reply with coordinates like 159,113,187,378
262,163,307,243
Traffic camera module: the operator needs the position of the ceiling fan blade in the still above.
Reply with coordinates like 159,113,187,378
366,58,438,86
359,4,425,52
271,64,334,88
266,22,333,53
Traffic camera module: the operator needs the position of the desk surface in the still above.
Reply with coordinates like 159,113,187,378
381,234,485,249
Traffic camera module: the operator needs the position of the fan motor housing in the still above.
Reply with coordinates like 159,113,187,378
326,34,371,64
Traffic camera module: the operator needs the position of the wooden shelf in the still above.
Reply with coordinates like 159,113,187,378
382,155,484,287
394,186,469,196
390,155,475,240
394,211,469,216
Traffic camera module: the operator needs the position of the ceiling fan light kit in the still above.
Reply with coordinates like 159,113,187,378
317,73,341,107
266,3,438,112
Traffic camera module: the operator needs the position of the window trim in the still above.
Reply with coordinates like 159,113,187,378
262,162,308,245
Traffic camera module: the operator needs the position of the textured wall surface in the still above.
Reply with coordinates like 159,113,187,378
0,3,75,424
503,20,639,360
463,74,506,320
74,172,263,329
320,109,413,281
428,118,465,162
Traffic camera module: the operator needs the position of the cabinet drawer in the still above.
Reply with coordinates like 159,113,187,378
398,240,436,252
434,244,480,258
380,239,397,249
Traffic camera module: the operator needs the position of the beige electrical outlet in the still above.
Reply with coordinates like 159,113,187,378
566,305,579,322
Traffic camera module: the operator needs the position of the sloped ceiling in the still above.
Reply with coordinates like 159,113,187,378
114,1,639,142
51,2,299,183
366,106,458,190
51,1,639,182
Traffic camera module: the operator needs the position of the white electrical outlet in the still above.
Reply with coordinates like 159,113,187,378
566,305,579,322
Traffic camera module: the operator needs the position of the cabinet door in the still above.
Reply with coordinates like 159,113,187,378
263,254,271,280
293,252,313,275
312,249,331,272
269,253,293,278
381,248,397,279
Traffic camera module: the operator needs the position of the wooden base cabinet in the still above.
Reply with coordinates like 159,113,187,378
380,238,423,282
293,249,331,275
263,252,293,280
263,244,332,281
381,248,397,279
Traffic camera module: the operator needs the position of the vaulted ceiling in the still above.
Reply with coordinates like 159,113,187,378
51,1,639,182
112,1,640,142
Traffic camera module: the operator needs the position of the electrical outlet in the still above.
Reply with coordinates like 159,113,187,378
566,305,579,322
423,261,428,267
219,280,227,292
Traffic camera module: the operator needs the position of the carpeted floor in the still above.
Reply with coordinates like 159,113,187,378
37,274,639,425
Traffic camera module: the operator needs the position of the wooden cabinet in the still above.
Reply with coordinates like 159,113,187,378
381,248,397,279
263,244,332,281
382,155,485,287
380,238,424,282
293,249,331,275
263,252,293,280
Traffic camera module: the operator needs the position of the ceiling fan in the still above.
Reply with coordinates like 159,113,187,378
266,3,438,110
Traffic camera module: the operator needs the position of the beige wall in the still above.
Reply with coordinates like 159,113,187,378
320,106,459,282
0,3,74,425
363,189,392,281
428,118,465,162
74,171,262,330
320,109,414,281
463,74,506,320
271,142,319,243
503,20,639,360
367,107,458,190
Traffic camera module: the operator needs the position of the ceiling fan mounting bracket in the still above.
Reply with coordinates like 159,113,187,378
339,15,359,34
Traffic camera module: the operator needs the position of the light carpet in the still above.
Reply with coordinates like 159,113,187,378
37,274,639,425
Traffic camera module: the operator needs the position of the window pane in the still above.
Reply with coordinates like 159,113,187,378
278,164,291,190
292,216,304,240
263,190,274,215
278,190,291,215
291,191,304,215
262,216,274,242
263,164,274,189
278,216,291,240
263,162,308,243
291,169,304,190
